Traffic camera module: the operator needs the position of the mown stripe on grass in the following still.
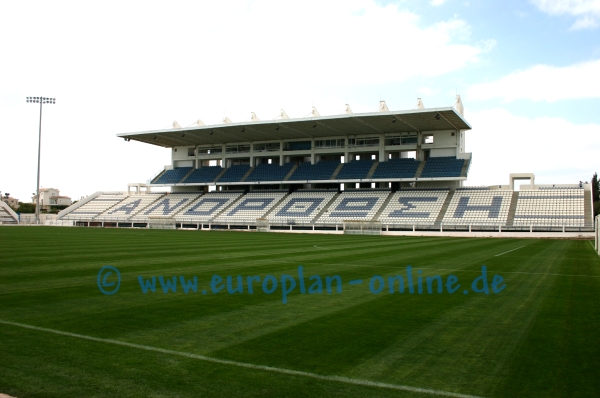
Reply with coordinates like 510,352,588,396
0,319,484,398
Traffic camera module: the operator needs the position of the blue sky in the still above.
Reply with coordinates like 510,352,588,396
1,0,599,201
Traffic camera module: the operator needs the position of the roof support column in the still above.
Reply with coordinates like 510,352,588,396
344,138,349,163
311,139,315,164
379,133,385,161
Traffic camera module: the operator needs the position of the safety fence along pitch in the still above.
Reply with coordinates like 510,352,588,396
148,217,176,230
343,220,382,236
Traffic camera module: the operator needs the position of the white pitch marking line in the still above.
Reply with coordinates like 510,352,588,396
0,319,484,398
494,246,525,257
589,241,596,251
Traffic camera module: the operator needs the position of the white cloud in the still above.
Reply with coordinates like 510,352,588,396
431,0,449,6
468,59,600,102
466,108,600,185
531,0,600,29
571,14,600,28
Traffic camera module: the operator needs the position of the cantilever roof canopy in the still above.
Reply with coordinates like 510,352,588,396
117,107,471,148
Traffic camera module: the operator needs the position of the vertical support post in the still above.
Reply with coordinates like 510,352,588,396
35,101,43,225
594,216,600,256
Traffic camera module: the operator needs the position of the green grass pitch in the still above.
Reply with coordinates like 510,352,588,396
1,226,599,397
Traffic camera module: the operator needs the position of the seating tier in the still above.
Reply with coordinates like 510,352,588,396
514,189,585,227
315,190,390,223
378,189,449,225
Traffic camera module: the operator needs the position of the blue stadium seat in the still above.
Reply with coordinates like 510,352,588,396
287,161,340,181
182,166,223,183
336,160,374,180
245,163,295,182
153,167,193,184
420,157,464,178
372,158,420,179
216,164,252,182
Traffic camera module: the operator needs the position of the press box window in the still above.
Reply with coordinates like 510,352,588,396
400,132,418,145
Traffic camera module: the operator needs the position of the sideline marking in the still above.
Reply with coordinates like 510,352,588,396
0,319,484,398
589,241,596,251
494,246,525,257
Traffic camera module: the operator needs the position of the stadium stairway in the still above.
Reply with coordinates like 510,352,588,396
91,196,129,219
213,168,228,182
94,193,166,220
240,167,254,182
127,194,171,220
181,168,195,183
209,193,246,222
330,163,344,179
434,189,455,226
506,192,519,227
373,191,394,220
415,161,425,178
282,164,298,181
151,169,167,184
258,192,291,219
0,201,19,224
165,194,206,219
311,192,341,223
214,165,252,183
365,162,379,179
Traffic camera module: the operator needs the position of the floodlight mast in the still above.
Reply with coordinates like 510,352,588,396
26,96,56,225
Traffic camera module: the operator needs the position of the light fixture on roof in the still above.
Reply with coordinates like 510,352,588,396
210,131,214,135
275,125,280,130
153,135,157,139
180,133,185,137
312,123,317,128
392,117,396,123
241,127,245,132
434,113,441,120
378,100,389,112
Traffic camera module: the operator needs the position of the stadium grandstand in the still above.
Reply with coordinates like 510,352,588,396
0,201,19,225
56,97,595,236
